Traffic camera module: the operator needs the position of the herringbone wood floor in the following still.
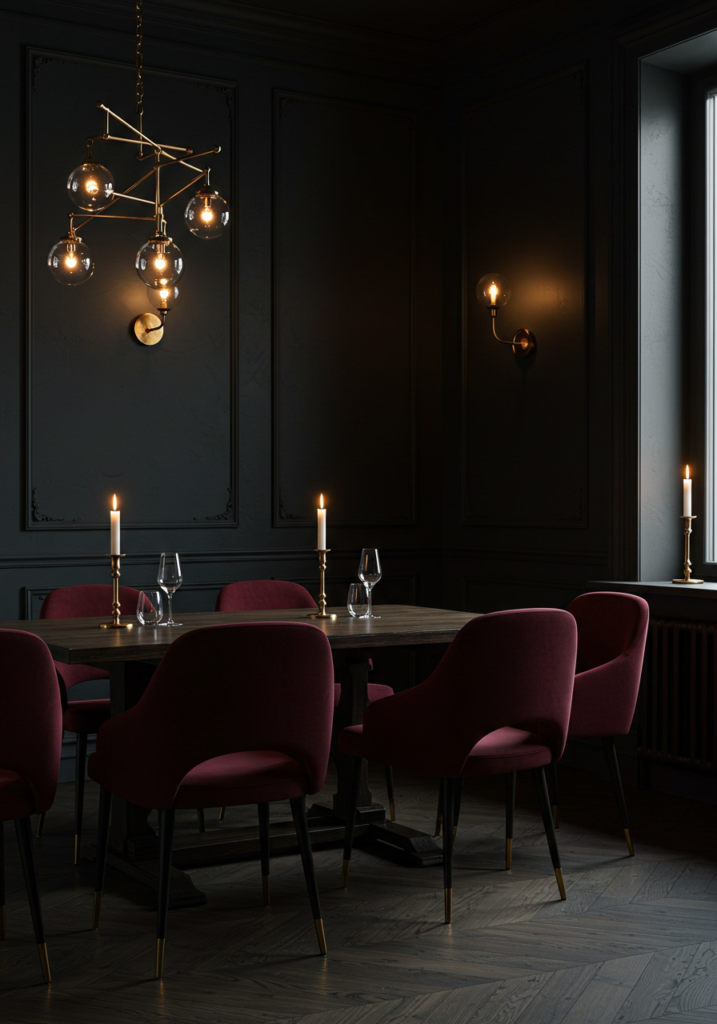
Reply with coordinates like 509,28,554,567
1,764,715,1024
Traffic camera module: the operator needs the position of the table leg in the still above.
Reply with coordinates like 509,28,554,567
108,661,157,854
330,651,384,822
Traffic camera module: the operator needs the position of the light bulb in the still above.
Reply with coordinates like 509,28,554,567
47,234,93,285
476,273,512,309
184,187,229,240
67,162,115,212
135,234,184,288
147,283,181,312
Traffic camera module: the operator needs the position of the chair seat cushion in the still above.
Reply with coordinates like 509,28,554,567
63,698,111,735
461,727,552,775
338,724,551,776
172,750,312,809
55,662,110,691
0,768,36,821
333,682,394,708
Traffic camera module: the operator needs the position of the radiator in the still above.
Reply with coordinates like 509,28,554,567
639,618,716,772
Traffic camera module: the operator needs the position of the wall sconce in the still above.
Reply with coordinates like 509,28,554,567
476,273,536,360
134,284,181,345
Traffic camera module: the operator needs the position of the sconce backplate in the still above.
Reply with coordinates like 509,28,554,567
134,313,164,346
511,328,536,360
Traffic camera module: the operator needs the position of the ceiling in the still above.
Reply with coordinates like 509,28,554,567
224,0,527,42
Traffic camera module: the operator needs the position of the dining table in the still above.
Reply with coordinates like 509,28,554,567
3,603,478,906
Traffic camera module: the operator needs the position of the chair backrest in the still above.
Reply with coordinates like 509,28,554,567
0,629,62,814
566,591,649,737
362,608,577,777
215,579,317,612
567,591,649,674
40,584,143,620
92,622,334,809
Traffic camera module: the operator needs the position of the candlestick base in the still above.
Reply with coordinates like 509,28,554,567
307,612,338,620
99,622,134,628
672,578,705,584
673,516,704,584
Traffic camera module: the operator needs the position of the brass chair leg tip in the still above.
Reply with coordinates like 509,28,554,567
388,798,396,822
555,867,567,900
314,918,327,955
624,828,635,857
506,837,513,870
155,938,166,978
262,874,270,906
444,888,452,924
341,859,350,888
38,943,51,984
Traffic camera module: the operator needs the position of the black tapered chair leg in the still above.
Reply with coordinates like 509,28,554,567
384,765,396,821
434,786,443,837
441,777,456,923
155,808,176,978
92,787,112,930
14,817,50,983
341,755,362,888
1,821,5,941
451,778,464,849
258,802,271,905
548,760,559,829
290,797,327,955
73,731,88,865
603,736,634,856
532,766,566,900
505,773,516,869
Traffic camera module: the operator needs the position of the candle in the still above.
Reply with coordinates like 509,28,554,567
317,494,327,550
683,466,692,517
110,494,121,554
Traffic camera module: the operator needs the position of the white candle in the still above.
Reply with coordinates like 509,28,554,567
317,494,327,549
683,467,692,517
110,494,121,554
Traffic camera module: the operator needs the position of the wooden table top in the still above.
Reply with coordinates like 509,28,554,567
0,605,478,664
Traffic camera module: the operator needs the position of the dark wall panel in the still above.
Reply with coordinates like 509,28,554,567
462,68,587,527
28,52,235,529
273,91,416,526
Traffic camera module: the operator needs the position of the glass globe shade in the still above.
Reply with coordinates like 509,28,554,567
476,273,511,309
47,235,93,285
135,235,184,288
147,283,182,312
67,162,115,212
184,189,230,240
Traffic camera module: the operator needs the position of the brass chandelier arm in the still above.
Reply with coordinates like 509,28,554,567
97,104,207,173
161,171,208,208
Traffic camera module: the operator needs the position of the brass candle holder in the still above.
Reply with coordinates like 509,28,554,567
99,554,134,628
673,517,704,584
307,549,337,620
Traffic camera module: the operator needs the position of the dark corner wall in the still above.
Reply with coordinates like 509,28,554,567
2,0,716,631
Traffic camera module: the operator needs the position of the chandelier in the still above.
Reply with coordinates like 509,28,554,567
46,0,229,344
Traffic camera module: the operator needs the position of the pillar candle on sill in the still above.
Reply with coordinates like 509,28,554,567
110,494,121,554
683,467,692,518
317,494,327,550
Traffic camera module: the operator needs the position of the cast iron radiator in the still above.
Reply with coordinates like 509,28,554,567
638,618,716,772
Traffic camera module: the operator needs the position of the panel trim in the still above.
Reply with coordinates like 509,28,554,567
25,48,238,530
460,64,590,529
271,88,418,527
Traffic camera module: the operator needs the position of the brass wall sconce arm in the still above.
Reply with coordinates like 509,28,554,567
477,273,536,360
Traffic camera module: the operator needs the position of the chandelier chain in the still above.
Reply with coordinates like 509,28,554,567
135,0,144,119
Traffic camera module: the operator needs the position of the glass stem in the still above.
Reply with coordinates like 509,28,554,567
167,592,174,624
366,584,373,619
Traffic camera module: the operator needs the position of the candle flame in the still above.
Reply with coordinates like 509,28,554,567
319,494,324,509
112,494,117,510
686,466,690,480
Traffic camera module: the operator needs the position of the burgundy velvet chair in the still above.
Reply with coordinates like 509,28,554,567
0,629,62,983
89,621,334,978
39,584,142,862
559,592,649,855
215,580,398,819
338,609,578,923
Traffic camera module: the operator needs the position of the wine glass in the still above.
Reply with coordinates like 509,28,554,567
357,548,381,619
157,552,183,626
136,589,163,626
347,582,369,618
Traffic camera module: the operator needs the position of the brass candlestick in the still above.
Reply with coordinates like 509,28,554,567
307,549,337,620
99,554,134,628
673,517,704,584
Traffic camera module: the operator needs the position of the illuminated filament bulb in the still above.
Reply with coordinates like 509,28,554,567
65,246,77,268
85,179,99,195
154,252,168,270
200,200,214,224
489,283,498,304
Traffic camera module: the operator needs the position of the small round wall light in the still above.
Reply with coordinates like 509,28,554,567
476,273,536,360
